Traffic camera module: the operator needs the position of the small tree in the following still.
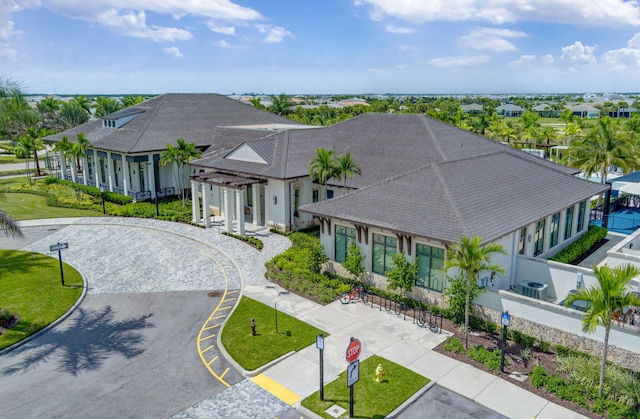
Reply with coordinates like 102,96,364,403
343,243,365,280
445,236,506,349
445,273,484,324
385,252,418,295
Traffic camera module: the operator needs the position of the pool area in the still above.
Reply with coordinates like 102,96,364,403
591,207,640,235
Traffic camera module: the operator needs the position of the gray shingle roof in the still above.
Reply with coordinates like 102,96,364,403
46,93,300,154
301,151,607,245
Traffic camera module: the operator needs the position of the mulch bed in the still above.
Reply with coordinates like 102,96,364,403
431,315,602,419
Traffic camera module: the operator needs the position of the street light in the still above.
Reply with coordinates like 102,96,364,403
99,186,106,214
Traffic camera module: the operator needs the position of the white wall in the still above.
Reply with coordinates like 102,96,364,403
265,179,289,230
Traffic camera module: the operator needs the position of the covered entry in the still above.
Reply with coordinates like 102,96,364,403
190,172,266,235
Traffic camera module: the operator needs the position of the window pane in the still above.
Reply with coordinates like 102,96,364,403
564,207,574,240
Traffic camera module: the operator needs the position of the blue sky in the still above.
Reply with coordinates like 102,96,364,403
3,1,640,95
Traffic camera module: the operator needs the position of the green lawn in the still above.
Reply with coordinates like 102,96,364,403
0,250,84,350
302,355,430,419
0,176,28,188
221,296,327,370
1,193,104,220
0,156,26,164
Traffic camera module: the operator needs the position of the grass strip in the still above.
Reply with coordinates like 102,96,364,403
0,193,104,220
221,296,326,371
302,355,430,419
0,250,84,350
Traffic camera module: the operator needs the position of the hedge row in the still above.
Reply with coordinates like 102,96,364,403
44,177,133,205
549,225,608,264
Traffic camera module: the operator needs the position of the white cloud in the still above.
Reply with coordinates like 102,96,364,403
95,9,192,42
628,33,640,49
163,46,183,58
460,27,526,52
0,42,17,59
206,21,235,35
355,0,640,26
385,24,414,34
214,39,245,49
398,44,421,52
255,24,292,43
559,41,598,66
428,54,490,68
508,54,554,68
601,48,640,71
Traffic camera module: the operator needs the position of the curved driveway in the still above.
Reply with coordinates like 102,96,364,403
0,217,290,418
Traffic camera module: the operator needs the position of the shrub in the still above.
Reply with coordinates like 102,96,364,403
222,231,264,250
530,365,548,388
549,225,607,264
443,337,466,354
467,345,503,371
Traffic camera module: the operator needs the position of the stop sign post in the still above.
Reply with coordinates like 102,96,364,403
346,337,361,418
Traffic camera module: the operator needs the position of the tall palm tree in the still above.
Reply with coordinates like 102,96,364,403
73,133,93,173
445,236,506,349
36,96,62,131
21,127,48,176
336,153,362,188
0,76,37,140
53,136,73,179
308,147,339,199
160,138,201,205
565,264,640,397
70,94,92,115
569,116,639,204
121,95,144,108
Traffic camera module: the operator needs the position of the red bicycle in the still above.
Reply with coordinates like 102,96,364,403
340,286,364,304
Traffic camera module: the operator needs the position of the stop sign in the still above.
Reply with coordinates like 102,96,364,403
346,338,361,363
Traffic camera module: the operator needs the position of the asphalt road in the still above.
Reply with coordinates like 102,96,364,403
0,221,246,418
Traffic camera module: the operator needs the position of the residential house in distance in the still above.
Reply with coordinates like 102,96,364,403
568,104,600,118
496,103,524,117
532,103,559,118
460,103,484,114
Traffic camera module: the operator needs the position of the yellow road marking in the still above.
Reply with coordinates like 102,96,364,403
207,355,219,366
251,374,300,406
202,324,220,330
217,305,233,311
201,344,215,353
211,315,226,320
220,368,229,379
199,334,216,341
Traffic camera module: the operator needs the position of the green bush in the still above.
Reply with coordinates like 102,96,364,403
530,365,548,388
549,225,608,264
443,337,466,354
222,231,264,250
467,345,503,371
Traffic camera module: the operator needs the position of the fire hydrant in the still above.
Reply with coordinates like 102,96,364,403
375,363,385,382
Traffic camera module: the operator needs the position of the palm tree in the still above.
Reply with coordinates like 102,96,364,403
565,264,640,397
445,236,506,349
58,102,89,129
336,153,362,188
53,136,73,179
70,94,92,115
121,95,144,107
0,205,22,238
160,138,201,205
308,147,339,199
539,126,559,145
569,116,639,204
0,76,38,140
249,97,266,110
269,94,293,116
36,96,62,131
95,96,122,117
21,127,47,176
73,133,93,173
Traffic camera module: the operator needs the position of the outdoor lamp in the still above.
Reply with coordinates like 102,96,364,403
273,196,277,205
576,273,583,289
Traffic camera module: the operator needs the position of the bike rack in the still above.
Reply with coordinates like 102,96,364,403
412,306,420,325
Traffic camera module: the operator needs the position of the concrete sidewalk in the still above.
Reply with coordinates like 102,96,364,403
244,284,587,419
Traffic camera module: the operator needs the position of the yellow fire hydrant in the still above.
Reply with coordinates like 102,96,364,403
375,363,385,382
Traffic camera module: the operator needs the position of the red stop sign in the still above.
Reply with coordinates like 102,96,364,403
346,338,361,363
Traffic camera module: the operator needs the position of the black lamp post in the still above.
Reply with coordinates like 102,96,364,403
100,186,106,214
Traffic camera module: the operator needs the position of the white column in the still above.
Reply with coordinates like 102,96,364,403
191,180,200,223
236,188,245,235
223,188,233,232
252,184,261,225
202,183,211,227
122,158,130,197
107,152,114,192
148,155,157,198
81,155,89,185
92,152,100,187
59,150,67,180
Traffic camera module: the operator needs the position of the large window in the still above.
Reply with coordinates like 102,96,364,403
312,189,319,203
564,206,574,240
577,201,586,232
335,225,356,263
518,227,526,255
416,244,445,292
534,219,545,256
372,233,397,275
549,212,560,248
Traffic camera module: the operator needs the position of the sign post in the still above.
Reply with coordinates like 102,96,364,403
346,337,361,418
317,334,325,400
49,242,69,286
500,311,511,372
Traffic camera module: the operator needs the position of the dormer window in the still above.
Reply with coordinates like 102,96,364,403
101,110,144,129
